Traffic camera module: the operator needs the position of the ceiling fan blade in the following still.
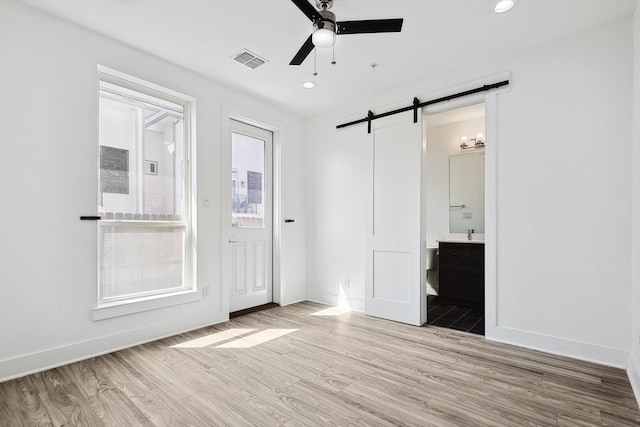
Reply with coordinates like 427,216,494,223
337,18,403,35
291,0,322,22
290,35,314,65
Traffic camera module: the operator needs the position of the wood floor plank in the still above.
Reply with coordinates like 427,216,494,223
556,413,601,427
116,346,205,401
600,408,640,426
426,395,549,427
129,387,205,427
413,375,559,426
29,368,69,394
170,356,293,427
38,383,104,427
214,348,302,391
95,353,152,399
56,360,116,398
86,388,153,427
177,389,256,427
0,377,52,426
2,302,639,426
275,379,395,427
182,385,289,427
208,359,301,420
338,381,430,426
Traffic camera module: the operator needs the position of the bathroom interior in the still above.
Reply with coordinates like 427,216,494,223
425,102,486,335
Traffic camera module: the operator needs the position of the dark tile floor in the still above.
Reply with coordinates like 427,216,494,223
427,295,485,335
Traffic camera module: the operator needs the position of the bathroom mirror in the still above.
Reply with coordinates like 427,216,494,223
449,151,485,233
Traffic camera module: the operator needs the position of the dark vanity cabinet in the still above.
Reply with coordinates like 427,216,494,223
438,242,485,308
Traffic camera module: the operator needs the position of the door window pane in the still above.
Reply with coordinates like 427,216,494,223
231,132,265,227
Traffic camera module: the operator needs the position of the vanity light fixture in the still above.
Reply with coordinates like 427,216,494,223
460,135,469,150
459,132,485,150
494,0,517,14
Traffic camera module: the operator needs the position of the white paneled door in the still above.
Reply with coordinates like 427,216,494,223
365,112,426,326
228,120,273,312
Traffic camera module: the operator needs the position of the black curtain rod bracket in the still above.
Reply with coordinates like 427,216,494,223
337,80,509,132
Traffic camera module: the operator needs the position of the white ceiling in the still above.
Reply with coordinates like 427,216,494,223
426,102,485,128
19,0,636,118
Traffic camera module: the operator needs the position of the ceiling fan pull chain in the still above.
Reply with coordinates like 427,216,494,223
332,44,336,65
313,48,318,76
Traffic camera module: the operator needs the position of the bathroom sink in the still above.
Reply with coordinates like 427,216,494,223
437,239,485,244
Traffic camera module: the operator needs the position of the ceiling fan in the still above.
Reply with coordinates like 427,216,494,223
289,0,404,65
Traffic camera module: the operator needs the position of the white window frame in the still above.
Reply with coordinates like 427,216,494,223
93,65,197,320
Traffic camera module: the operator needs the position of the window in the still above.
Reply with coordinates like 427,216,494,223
231,130,267,228
97,68,194,310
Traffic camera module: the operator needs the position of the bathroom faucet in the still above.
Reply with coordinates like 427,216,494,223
467,229,474,240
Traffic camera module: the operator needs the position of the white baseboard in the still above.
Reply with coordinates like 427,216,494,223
628,351,640,408
306,293,364,313
282,290,307,306
0,310,227,382
305,291,335,306
347,298,364,313
303,294,629,369
487,325,629,368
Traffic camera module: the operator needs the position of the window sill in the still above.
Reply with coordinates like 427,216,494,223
93,289,201,321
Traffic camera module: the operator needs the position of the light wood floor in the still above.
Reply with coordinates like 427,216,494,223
1,301,639,426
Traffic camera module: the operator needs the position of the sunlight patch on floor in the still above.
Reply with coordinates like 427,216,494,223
170,328,256,348
311,284,352,316
310,306,352,316
215,329,298,349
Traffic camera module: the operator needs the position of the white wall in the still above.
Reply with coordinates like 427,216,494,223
0,0,306,380
628,0,640,407
305,18,633,367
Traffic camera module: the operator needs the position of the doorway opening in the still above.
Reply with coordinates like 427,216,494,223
228,120,275,314
424,103,486,335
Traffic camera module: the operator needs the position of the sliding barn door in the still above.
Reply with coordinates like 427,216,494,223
365,113,426,326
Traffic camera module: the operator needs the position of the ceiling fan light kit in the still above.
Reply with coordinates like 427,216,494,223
312,9,337,48
312,28,336,48
289,0,403,66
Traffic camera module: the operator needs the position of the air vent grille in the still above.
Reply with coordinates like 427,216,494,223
245,58,265,69
232,49,268,69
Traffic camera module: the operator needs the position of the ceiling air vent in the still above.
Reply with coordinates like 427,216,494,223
232,49,268,69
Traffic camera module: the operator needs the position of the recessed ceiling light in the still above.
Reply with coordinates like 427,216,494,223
303,81,315,89
494,0,517,13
